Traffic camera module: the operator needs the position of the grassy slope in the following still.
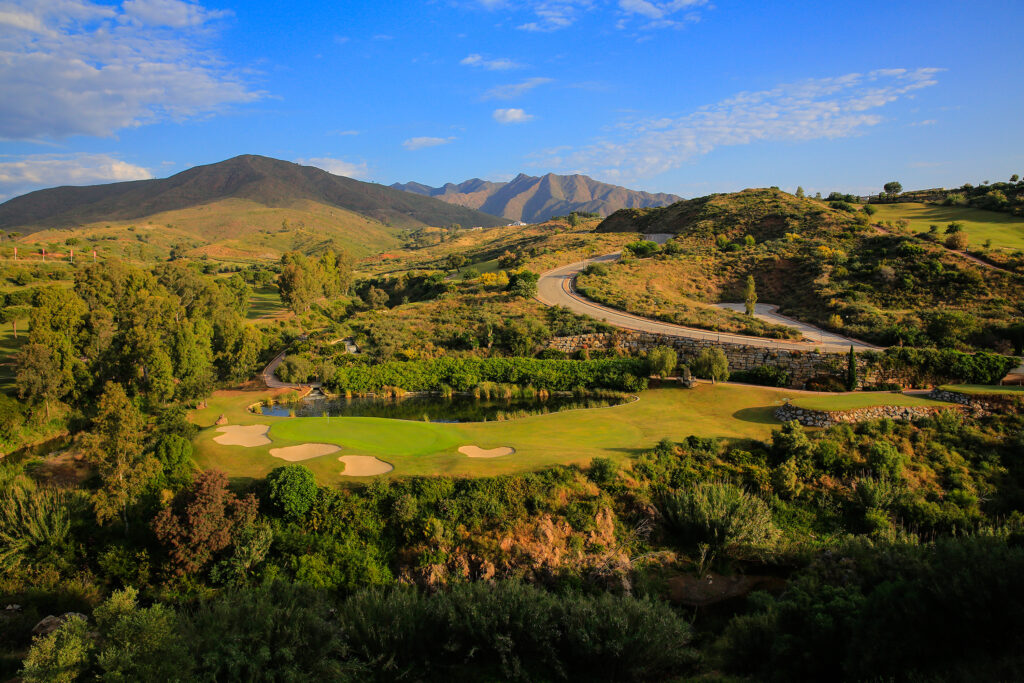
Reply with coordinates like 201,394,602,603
18,198,404,265
246,287,289,322
790,392,949,411
940,384,1024,395
190,383,963,484
871,202,1024,251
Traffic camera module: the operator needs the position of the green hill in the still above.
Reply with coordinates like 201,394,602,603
0,155,508,235
596,187,860,239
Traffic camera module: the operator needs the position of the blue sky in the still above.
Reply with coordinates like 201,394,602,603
0,0,1022,201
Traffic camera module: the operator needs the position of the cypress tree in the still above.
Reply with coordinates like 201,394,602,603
846,345,857,391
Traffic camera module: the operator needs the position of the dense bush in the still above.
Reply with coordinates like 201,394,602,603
729,364,791,387
863,347,1017,386
326,357,649,393
718,534,1024,681
659,481,775,552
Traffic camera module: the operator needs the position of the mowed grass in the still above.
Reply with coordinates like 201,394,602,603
871,203,1024,251
247,287,288,321
192,383,802,483
941,384,1024,395
790,392,949,411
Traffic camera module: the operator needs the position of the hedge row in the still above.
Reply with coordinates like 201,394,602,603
863,348,1018,386
326,357,649,393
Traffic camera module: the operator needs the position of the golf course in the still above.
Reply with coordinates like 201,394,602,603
191,383,958,483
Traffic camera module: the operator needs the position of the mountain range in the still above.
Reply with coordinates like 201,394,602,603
0,155,507,235
391,173,681,223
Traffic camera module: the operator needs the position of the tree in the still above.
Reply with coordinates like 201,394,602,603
154,434,195,490
692,347,729,383
743,234,756,248
16,343,71,420
795,186,805,198
363,286,389,310
447,254,467,273
846,346,858,391
744,275,757,316
19,615,93,683
945,221,964,234
863,204,877,216
266,464,318,520
945,231,969,251
508,270,539,298
883,181,903,196
1012,174,1020,183
152,469,258,577
84,382,159,525
93,588,189,681
647,346,678,378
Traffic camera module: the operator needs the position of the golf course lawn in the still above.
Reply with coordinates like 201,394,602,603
871,202,1024,251
940,384,1024,395
789,392,949,411
192,383,962,484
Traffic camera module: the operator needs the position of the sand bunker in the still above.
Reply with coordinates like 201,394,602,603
214,424,271,447
339,456,393,476
269,443,340,462
458,445,516,458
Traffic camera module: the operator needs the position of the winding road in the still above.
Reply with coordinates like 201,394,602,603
536,237,878,353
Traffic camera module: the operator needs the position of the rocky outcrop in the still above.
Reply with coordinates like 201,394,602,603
927,389,1023,414
775,402,960,428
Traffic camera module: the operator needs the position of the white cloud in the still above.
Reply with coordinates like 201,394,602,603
0,153,152,200
402,136,456,150
483,77,553,100
121,0,230,28
471,0,710,31
460,53,522,70
493,108,535,124
532,68,942,181
296,157,370,180
0,0,261,140
910,119,937,126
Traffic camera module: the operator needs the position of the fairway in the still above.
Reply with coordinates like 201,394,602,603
872,202,1024,251
941,384,1024,395
190,383,967,483
790,392,948,411
246,287,288,321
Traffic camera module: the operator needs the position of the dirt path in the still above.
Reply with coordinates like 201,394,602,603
262,346,321,390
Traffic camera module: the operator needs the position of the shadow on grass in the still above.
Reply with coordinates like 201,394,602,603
732,406,780,425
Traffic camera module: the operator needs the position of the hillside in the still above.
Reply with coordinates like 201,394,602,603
392,172,680,223
0,155,508,234
596,187,859,239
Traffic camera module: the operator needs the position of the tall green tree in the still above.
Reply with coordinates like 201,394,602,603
84,382,159,525
16,343,71,420
846,346,858,391
744,275,757,316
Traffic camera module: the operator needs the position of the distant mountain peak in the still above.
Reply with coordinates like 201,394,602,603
390,172,681,223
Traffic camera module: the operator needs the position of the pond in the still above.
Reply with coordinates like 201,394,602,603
261,393,631,422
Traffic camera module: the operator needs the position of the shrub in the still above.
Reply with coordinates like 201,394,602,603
659,481,774,552
730,365,790,387
691,348,729,382
267,465,319,520
647,345,677,378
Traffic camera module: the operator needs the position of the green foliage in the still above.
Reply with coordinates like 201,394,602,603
718,535,1024,681
154,434,194,490
729,364,790,387
336,581,694,681
744,275,757,316
691,347,729,382
0,477,84,576
646,345,677,378
659,481,775,552
624,239,660,258
508,269,539,298
266,464,318,520
20,615,93,683
327,356,649,393
846,346,857,391
93,588,188,682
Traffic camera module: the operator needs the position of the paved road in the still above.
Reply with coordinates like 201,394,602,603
262,349,321,390
715,303,874,348
536,241,878,353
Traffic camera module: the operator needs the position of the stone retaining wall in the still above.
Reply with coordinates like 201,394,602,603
548,332,863,388
775,402,958,428
927,389,1023,414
